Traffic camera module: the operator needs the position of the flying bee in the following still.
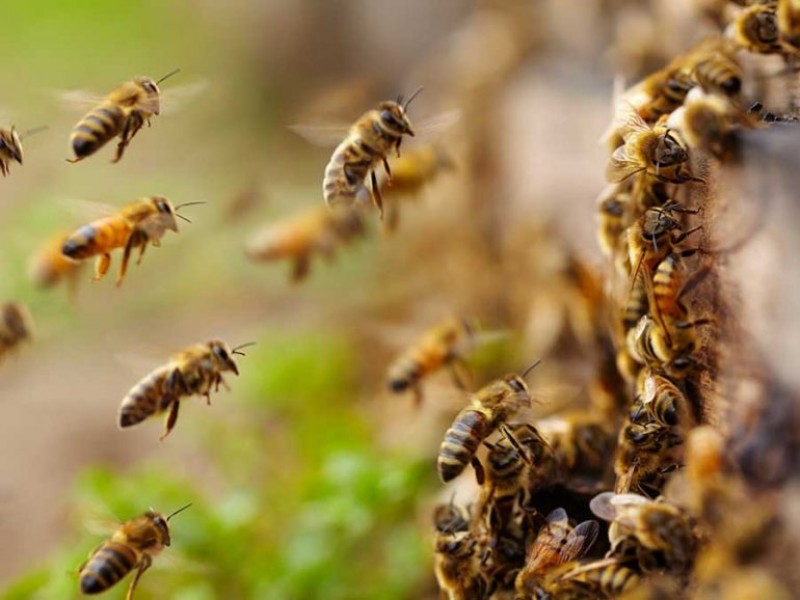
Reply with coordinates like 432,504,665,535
436,361,539,483
542,558,641,598
118,339,252,440
0,302,33,362
614,420,683,495
590,492,696,573
386,316,477,406
0,124,47,177
28,231,84,297
321,89,422,218
78,504,190,599
67,69,180,164
61,196,200,286
245,205,364,282
606,106,699,184
514,508,600,600
379,144,455,233
728,3,784,54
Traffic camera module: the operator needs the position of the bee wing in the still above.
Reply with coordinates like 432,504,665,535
525,508,570,573
606,144,645,183
588,491,619,521
412,109,462,140
559,520,599,563
56,89,107,111
613,102,651,140
59,199,118,222
159,80,209,116
288,122,352,147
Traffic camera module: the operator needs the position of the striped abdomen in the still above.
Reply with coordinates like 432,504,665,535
437,408,493,482
623,273,649,331
79,541,137,594
71,103,126,159
653,254,681,318
387,345,444,392
61,217,133,260
566,564,640,595
119,365,174,428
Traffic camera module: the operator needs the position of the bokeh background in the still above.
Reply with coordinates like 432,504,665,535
1,1,799,599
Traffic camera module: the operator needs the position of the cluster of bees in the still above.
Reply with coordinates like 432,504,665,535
423,1,800,598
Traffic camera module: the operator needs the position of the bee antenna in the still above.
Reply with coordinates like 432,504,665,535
176,214,192,224
521,359,542,379
174,201,206,210
403,86,424,111
166,503,192,521
232,341,256,356
156,68,181,85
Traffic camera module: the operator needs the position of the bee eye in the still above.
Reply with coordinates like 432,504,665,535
380,109,402,129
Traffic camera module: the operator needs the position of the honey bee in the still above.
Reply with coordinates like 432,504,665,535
614,420,683,495
631,369,694,429
433,502,487,600
623,273,650,332
380,144,454,233
514,508,600,599
543,558,641,598
728,3,784,54
0,124,47,177
118,339,251,440
0,302,33,361
628,314,710,378
590,492,696,573
472,431,529,534
61,196,200,286
78,503,190,599
622,63,696,124
68,69,180,163
321,89,422,217
607,107,699,184
666,89,749,157
687,41,743,98
28,231,84,297
596,183,631,259
436,362,539,483
387,317,477,406
245,205,364,282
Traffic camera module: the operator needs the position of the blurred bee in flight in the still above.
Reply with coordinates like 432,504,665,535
245,205,364,282
60,196,202,286
0,302,33,362
118,339,252,440
386,316,477,406
28,231,85,299
67,69,180,164
0,125,46,177
78,503,191,599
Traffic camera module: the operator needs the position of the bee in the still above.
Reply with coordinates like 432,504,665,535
631,369,694,429
0,302,33,361
61,196,200,286
68,69,180,164
118,339,252,440
543,559,641,598
628,314,710,378
387,316,477,406
0,125,47,177
245,205,364,282
606,107,699,184
28,231,84,297
433,502,487,600
728,3,784,54
596,183,631,259
514,508,600,600
686,41,743,98
666,89,748,157
78,504,190,599
622,273,649,332
614,420,683,495
622,63,696,124
436,362,539,483
321,89,422,218
380,144,455,233
590,492,696,573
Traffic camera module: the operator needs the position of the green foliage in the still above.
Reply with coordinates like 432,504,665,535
2,332,433,599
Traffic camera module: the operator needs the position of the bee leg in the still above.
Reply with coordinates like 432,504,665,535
93,254,111,282
137,241,148,265
370,170,384,219
113,120,133,164
395,137,402,158
448,358,472,391
160,401,180,441
216,374,230,393
410,383,423,408
382,157,392,180
125,555,152,600
0,160,7,176
118,237,137,287
291,255,311,282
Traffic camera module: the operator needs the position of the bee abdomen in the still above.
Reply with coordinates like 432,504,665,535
61,224,100,259
437,409,492,482
119,367,172,428
387,354,424,392
80,542,136,594
71,104,125,159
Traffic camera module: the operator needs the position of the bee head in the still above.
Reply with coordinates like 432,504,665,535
378,101,414,137
151,196,179,232
435,531,475,557
208,339,239,375
653,130,687,167
505,374,529,396
134,76,162,115
746,8,780,46
144,510,172,546
0,127,23,164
